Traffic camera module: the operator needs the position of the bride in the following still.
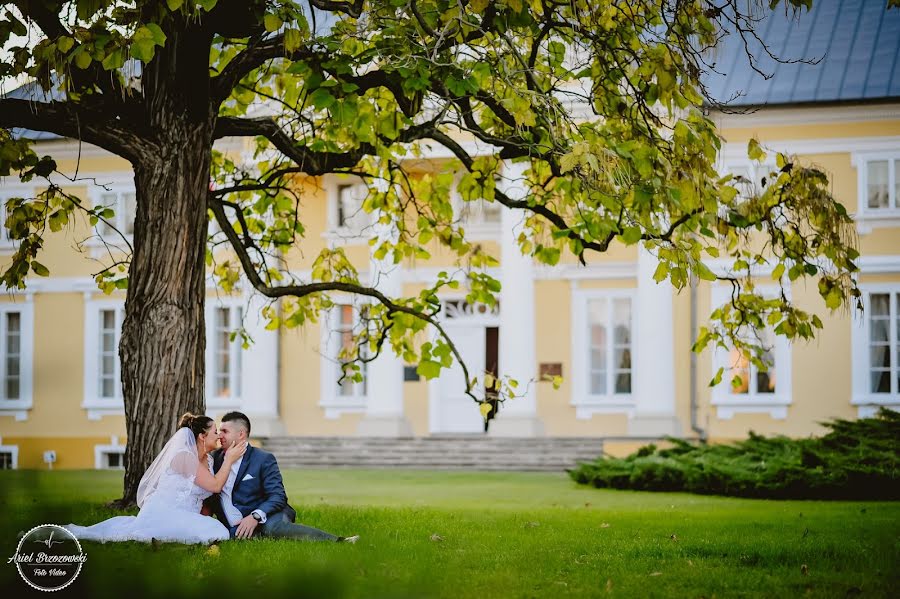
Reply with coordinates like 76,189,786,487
64,413,247,544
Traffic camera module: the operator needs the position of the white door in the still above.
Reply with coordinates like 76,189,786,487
434,324,485,433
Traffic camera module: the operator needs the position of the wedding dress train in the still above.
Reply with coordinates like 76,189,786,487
64,428,229,544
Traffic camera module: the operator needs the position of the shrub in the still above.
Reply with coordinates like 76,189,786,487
569,408,900,499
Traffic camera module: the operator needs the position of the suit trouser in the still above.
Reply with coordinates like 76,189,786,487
227,509,339,541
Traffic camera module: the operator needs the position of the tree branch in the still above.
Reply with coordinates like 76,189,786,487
207,191,480,403
10,1,68,40
0,98,150,162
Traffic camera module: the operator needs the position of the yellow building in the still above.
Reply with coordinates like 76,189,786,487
1,0,899,469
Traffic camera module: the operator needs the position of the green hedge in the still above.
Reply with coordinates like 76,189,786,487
569,408,900,499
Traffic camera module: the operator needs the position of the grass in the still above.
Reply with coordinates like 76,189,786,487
1,468,898,598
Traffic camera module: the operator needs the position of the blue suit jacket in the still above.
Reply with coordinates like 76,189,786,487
205,445,296,527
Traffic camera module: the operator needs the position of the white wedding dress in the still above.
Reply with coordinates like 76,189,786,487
64,428,229,544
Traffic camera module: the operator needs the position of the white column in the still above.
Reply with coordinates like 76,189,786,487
489,160,544,437
240,290,285,437
629,247,681,436
357,209,412,437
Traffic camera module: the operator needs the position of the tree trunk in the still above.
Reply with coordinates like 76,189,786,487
113,22,215,507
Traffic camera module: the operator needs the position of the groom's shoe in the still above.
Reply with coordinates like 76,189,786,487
337,535,359,544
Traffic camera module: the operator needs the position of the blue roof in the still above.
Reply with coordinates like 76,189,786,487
704,0,900,107
3,80,64,141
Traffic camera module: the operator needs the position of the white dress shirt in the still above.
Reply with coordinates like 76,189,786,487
218,455,267,526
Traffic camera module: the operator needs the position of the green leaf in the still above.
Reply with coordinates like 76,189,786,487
652,261,668,283
772,263,785,281
31,261,49,277
748,138,767,162
130,39,156,63
825,287,842,310
709,366,724,387
284,28,303,52
145,23,167,46
308,88,335,110
620,226,641,245
57,36,75,53
73,50,92,69
166,0,184,9
696,262,717,282
416,360,442,380
101,49,125,71
264,14,283,33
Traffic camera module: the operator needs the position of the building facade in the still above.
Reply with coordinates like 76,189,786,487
1,0,898,469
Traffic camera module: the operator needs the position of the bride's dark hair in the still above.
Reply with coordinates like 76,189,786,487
178,412,214,439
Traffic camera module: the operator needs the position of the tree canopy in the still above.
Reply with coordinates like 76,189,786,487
0,0,861,406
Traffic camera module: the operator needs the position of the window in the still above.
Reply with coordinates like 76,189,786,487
205,302,244,407
336,304,368,398
98,308,123,399
0,186,31,248
0,300,34,420
851,287,900,416
721,161,776,202
709,285,792,419
570,289,635,418
726,327,777,396
852,152,900,232
864,159,899,210
95,188,136,237
84,298,244,417
453,175,502,237
94,438,126,470
104,450,124,469
335,183,370,232
83,300,126,419
587,296,632,395
319,301,369,416
0,451,13,469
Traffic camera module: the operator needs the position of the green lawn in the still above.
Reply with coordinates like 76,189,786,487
1,469,898,597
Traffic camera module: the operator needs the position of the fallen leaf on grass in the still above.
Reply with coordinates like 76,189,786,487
430,533,444,542
649,571,663,577
206,544,220,557
605,579,613,592
801,564,809,576
525,521,540,528
670,534,678,542
600,523,611,528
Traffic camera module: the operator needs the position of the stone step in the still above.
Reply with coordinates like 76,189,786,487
258,436,604,471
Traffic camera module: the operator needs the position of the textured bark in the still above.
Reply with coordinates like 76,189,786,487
113,24,215,507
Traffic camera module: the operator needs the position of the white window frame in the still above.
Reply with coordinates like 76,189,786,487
85,175,137,251
82,296,126,420
451,174,502,240
0,183,33,251
0,437,18,469
709,284,792,419
94,436,126,470
205,297,245,411
322,177,371,244
718,158,778,204
851,150,900,233
0,298,34,421
570,288,636,418
319,298,370,418
851,284,900,417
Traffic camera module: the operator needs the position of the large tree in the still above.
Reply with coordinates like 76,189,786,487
1,0,860,505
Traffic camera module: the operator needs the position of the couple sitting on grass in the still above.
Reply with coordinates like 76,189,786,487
65,411,358,545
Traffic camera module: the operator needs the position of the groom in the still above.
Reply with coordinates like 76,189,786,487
203,411,357,543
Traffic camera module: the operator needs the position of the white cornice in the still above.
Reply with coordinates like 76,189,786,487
711,103,900,129
721,135,900,160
